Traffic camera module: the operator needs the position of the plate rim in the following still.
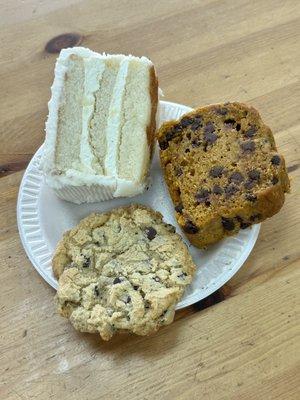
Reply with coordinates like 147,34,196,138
17,100,260,309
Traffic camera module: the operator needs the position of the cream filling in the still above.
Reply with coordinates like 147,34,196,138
80,57,106,173
104,59,129,176
114,178,146,197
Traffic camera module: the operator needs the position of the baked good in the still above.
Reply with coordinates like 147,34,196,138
53,205,195,340
41,47,158,203
157,102,290,248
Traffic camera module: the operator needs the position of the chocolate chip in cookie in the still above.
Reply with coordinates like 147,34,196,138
165,223,176,233
125,296,131,303
145,227,157,240
82,257,91,268
144,300,151,309
94,285,100,296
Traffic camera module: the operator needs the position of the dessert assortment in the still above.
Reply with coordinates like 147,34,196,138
40,47,289,340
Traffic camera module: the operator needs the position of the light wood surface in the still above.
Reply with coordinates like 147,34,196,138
0,1,299,399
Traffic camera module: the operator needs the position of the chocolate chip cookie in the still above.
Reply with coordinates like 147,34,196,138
53,205,195,340
157,102,290,248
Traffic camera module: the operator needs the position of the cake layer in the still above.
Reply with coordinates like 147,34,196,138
42,47,158,202
55,54,85,172
118,58,153,183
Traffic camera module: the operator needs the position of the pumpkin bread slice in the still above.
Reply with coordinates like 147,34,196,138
157,102,290,248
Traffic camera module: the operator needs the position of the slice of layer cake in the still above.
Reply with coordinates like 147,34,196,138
157,102,290,248
41,47,158,203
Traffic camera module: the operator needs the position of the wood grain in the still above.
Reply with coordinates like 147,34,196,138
0,1,299,399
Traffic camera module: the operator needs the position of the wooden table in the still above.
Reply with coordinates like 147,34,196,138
1,1,299,399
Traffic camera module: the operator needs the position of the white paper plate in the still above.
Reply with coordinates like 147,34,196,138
17,100,260,309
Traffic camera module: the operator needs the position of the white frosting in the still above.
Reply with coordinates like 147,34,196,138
41,47,155,202
45,171,143,196
114,178,145,197
104,58,129,176
45,168,117,190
